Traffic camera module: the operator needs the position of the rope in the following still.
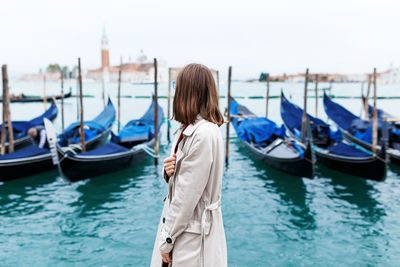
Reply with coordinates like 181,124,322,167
136,144,159,158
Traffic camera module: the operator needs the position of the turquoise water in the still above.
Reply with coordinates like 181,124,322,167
1,80,400,266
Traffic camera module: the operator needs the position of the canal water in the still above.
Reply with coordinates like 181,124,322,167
0,80,399,266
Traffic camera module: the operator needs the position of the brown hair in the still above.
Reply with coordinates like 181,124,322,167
173,64,224,126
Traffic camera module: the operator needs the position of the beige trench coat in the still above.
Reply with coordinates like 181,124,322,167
150,115,227,267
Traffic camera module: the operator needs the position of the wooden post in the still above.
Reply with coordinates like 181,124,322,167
265,73,270,117
60,70,65,131
314,74,319,117
78,58,86,152
301,68,309,144
364,74,371,120
101,74,106,107
225,66,232,164
76,78,79,120
43,74,47,110
1,65,14,154
154,58,159,164
0,66,5,155
167,67,171,142
360,82,364,117
372,68,378,154
118,57,122,132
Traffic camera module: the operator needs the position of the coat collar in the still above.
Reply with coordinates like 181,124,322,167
182,115,205,137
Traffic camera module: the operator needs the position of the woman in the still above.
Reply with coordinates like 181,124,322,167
151,64,227,267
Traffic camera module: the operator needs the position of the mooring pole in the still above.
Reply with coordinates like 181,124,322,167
225,66,232,164
43,74,47,110
372,68,378,154
154,58,159,165
360,82,365,117
76,78,79,121
301,68,309,144
118,57,122,132
266,73,270,117
78,58,86,152
1,65,14,154
0,65,6,155
167,67,171,142
314,73,319,118
364,74,371,120
60,70,65,131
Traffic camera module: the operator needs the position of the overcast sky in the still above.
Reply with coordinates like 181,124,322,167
1,0,399,79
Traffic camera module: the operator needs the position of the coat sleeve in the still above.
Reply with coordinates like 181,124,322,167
159,133,213,253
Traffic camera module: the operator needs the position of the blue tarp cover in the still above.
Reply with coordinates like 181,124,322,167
230,100,286,144
0,104,58,140
78,142,129,156
58,99,115,146
323,94,400,145
281,93,342,142
0,145,49,160
323,94,359,131
327,142,371,157
282,93,372,158
118,99,164,143
74,98,164,158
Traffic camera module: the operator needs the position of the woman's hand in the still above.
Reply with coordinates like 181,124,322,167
164,154,176,178
161,251,172,263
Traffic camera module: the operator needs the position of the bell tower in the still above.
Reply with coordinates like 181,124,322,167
101,27,110,70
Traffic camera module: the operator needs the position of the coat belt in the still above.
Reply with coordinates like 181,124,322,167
200,199,221,267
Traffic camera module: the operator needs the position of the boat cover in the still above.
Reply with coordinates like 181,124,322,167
118,98,164,143
70,98,164,157
78,142,129,156
281,93,342,143
327,142,371,157
230,100,286,144
0,104,58,140
324,93,400,144
0,145,49,160
58,99,115,146
281,93,373,158
323,93,359,131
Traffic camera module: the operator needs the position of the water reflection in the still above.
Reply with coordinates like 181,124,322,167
389,164,400,175
0,170,59,216
70,158,153,217
319,166,385,224
236,144,316,233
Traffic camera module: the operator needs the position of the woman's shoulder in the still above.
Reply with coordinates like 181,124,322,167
195,120,221,139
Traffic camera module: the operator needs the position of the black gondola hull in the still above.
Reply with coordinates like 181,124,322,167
286,128,387,181
59,139,154,182
0,91,72,103
0,155,54,181
342,130,400,166
0,126,112,182
315,150,386,181
240,140,314,178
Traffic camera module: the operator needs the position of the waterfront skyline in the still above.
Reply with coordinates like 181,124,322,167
1,0,399,79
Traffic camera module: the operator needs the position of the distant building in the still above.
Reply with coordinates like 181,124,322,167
377,65,400,84
86,28,167,83
286,73,348,83
20,72,60,81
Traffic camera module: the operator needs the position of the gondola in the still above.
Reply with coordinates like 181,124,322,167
324,93,400,165
0,99,115,181
0,103,58,152
230,98,314,178
45,98,164,182
281,92,386,181
58,98,115,150
0,88,72,103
